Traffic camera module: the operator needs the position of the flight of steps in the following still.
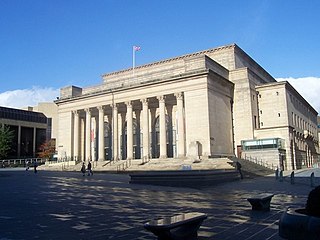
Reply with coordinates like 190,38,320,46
97,157,234,172
228,157,275,178
42,157,235,173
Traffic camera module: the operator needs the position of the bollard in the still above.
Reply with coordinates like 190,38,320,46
280,170,283,182
290,171,295,184
311,172,315,187
275,168,279,180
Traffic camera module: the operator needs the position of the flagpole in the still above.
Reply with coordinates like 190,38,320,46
132,46,135,79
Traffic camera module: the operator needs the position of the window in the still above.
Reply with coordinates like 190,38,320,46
278,113,281,117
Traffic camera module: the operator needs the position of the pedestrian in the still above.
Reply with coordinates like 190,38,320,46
25,160,30,171
236,161,243,179
87,161,93,176
33,160,38,174
81,162,86,176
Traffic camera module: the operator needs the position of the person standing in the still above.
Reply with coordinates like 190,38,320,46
87,161,93,176
33,160,38,174
81,162,86,176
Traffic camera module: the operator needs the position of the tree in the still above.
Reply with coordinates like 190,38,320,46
37,139,56,159
0,124,14,159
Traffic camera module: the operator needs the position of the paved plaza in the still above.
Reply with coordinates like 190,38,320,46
0,168,319,240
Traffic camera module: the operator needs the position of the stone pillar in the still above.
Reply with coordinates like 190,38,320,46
141,99,150,159
73,110,80,161
135,109,141,159
158,96,167,158
112,104,118,161
98,106,105,161
85,108,91,161
126,101,133,160
176,92,185,158
150,108,157,158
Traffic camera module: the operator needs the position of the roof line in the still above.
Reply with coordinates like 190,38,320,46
101,43,236,78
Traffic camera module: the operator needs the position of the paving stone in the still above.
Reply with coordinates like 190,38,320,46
0,168,318,239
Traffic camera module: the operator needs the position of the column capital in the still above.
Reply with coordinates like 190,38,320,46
111,103,118,110
72,110,79,115
97,106,105,112
157,95,166,102
141,98,148,105
126,101,132,107
175,92,184,100
84,108,91,114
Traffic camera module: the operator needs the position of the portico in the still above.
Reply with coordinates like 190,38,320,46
70,93,186,162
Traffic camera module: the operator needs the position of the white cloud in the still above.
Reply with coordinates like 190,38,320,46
276,77,320,113
0,86,59,109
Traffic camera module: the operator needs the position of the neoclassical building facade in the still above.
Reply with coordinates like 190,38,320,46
55,44,319,170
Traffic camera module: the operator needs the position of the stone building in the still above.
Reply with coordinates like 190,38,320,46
0,106,47,158
242,82,319,170
55,44,319,170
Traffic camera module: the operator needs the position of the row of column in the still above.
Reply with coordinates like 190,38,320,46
72,93,185,161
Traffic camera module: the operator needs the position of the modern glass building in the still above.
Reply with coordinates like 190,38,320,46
0,106,47,158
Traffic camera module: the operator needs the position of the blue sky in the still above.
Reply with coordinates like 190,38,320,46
0,0,319,112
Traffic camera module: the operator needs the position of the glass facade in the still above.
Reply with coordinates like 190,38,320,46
241,138,284,151
0,106,47,124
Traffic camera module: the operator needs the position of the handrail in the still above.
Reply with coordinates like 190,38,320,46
116,159,132,172
243,155,277,170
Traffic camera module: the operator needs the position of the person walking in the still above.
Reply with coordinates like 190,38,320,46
81,162,86,176
236,161,243,179
33,160,38,174
87,161,93,176
25,160,30,171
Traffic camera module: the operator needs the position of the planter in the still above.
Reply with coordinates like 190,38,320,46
279,208,320,239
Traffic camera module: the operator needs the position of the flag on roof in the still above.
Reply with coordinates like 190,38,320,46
133,45,141,51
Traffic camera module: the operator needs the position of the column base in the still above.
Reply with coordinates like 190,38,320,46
159,155,167,159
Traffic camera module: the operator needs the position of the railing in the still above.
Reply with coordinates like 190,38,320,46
116,159,132,172
244,156,278,170
141,156,151,165
0,158,45,167
46,156,82,165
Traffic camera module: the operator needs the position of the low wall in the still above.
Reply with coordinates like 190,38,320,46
129,169,240,188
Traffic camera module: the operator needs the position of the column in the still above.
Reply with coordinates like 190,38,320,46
98,106,105,161
135,109,141,159
158,96,167,158
141,99,150,159
73,110,80,161
120,112,126,160
150,108,156,158
126,101,133,160
175,92,186,158
85,108,91,161
112,104,118,161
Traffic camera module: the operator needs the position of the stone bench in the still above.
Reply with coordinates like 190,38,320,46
144,212,207,240
247,194,274,210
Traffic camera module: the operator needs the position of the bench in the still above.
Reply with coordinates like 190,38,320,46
144,212,207,240
247,194,274,210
